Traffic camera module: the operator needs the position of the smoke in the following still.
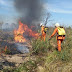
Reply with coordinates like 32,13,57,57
14,0,43,27
16,43,29,53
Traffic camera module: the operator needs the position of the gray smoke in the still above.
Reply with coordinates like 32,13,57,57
16,43,29,53
14,0,43,27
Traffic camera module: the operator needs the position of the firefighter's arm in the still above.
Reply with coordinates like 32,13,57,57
39,27,44,36
41,27,44,33
50,28,57,38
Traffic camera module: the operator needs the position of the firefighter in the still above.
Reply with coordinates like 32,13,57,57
40,23,46,41
49,23,66,51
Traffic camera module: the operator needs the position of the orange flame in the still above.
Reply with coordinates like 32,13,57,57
5,46,7,52
0,46,7,56
14,21,39,43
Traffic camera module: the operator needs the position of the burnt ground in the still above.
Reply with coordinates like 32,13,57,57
0,30,32,70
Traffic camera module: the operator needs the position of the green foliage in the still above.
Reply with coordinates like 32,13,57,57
1,27,72,72
43,27,72,72
45,51,57,64
31,38,53,55
4,49,11,54
56,50,71,61
2,60,37,72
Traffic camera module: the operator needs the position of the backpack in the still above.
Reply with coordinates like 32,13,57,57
44,27,48,33
57,27,66,35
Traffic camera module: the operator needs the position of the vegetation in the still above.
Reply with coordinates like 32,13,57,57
1,27,72,72
2,60,37,72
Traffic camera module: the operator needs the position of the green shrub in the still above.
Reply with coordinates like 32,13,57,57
4,49,11,54
31,38,53,55
56,50,71,61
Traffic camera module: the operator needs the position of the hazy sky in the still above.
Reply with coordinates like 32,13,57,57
0,0,72,26
43,0,72,26
0,0,19,24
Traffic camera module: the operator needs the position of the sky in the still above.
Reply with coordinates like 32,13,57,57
43,0,72,26
0,0,19,24
0,0,72,27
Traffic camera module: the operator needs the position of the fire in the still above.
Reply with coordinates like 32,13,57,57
0,46,7,56
14,21,39,43
5,46,7,52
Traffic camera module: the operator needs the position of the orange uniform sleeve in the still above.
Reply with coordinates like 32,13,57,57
41,26,44,33
50,28,58,38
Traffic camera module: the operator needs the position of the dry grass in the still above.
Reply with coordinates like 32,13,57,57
1,27,72,72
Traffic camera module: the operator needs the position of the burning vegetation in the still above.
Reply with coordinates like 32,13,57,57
0,0,72,72
1,27,72,72
14,21,39,43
